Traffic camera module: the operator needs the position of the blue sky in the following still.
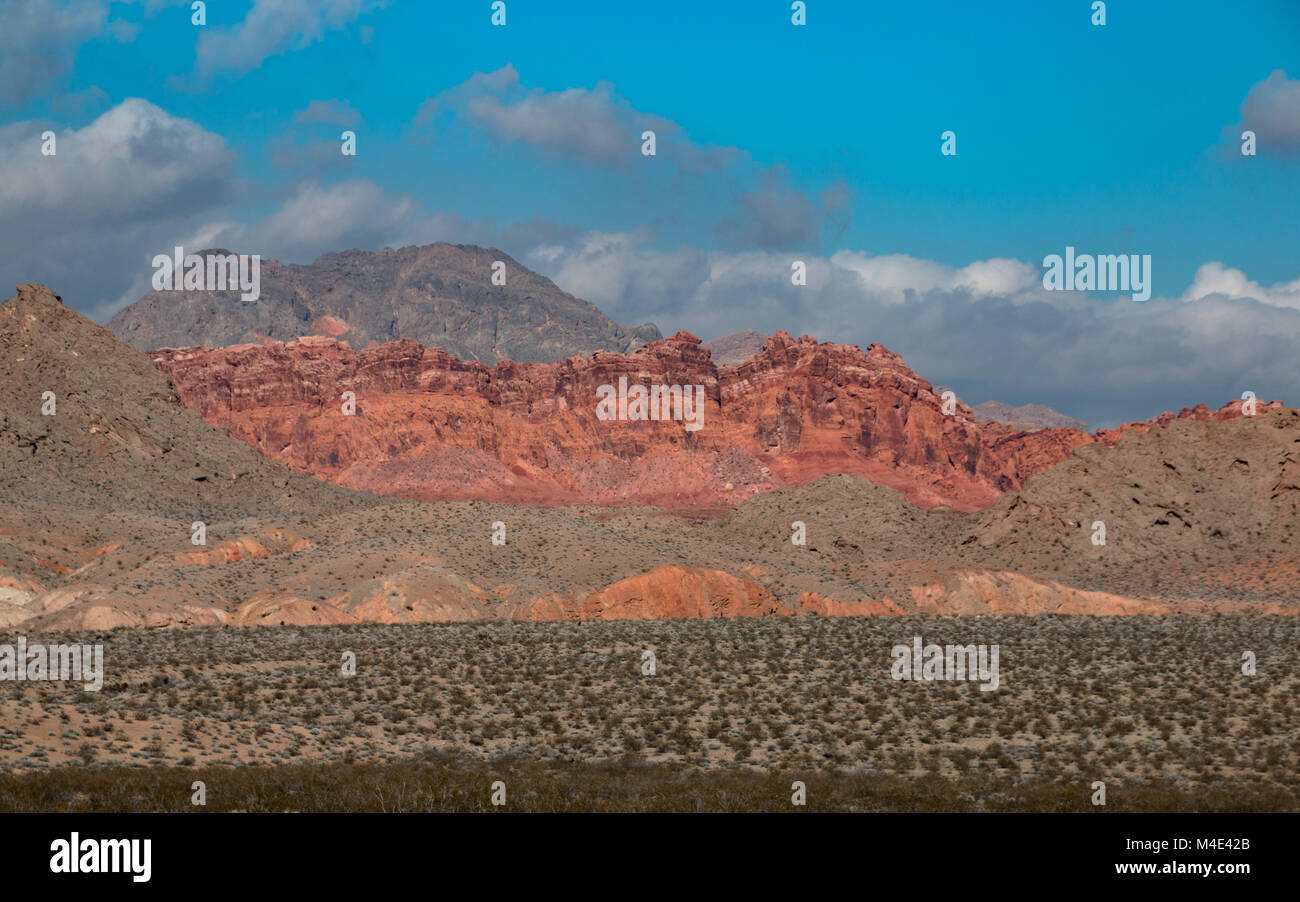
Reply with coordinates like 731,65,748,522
2,0,1299,425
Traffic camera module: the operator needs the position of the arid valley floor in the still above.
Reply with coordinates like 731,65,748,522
1,617,1296,811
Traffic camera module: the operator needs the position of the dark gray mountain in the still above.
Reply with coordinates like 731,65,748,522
108,243,662,362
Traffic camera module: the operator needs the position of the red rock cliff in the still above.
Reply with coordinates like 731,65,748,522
152,332,1271,512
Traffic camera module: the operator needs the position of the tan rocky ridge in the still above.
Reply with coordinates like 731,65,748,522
1,285,1294,630
965,405,1300,600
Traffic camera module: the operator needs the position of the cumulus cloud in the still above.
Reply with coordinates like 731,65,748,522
0,99,238,319
418,63,738,171
831,252,1040,304
525,231,713,326
524,232,1299,427
0,99,236,221
1227,70,1300,157
715,167,825,251
205,180,420,264
467,79,664,166
191,0,380,80
416,65,850,251
0,0,107,105
1181,262,1300,310
294,99,362,128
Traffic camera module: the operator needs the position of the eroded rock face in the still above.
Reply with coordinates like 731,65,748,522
225,565,790,626
153,330,1108,512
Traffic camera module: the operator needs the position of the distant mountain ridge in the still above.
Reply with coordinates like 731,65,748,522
108,243,662,363
973,400,1089,432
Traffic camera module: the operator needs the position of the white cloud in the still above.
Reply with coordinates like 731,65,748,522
1228,69,1300,157
524,232,1300,426
0,99,235,221
420,64,737,172
829,252,1039,304
208,180,419,263
0,99,238,320
466,81,660,166
1180,262,1300,310
0,0,107,105
192,0,379,79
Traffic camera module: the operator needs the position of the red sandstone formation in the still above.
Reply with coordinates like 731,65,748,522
151,331,1277,513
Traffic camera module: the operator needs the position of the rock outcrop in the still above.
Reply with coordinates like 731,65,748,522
154,329,1282,514
153,329,1104,511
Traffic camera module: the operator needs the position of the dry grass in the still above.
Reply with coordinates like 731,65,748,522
1,754,1293,813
